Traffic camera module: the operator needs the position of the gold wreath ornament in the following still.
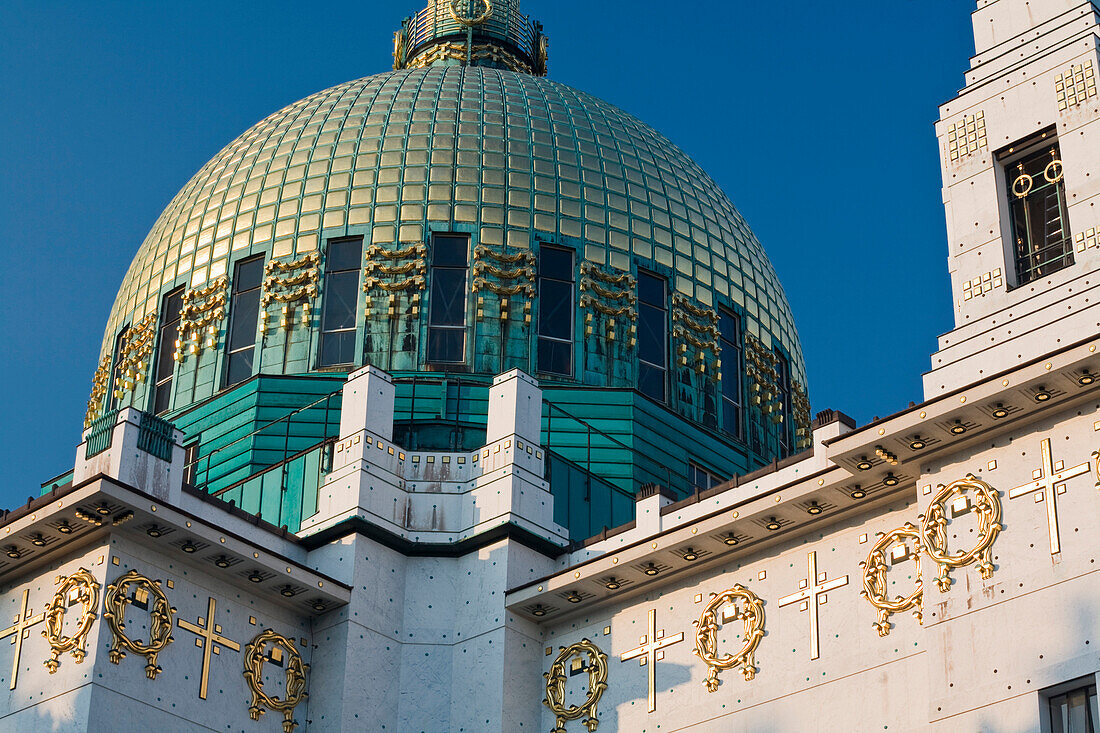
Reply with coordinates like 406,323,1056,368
544,638,609,733
243,629,309,733
919,473,1002,592
449,0,492,26
43,568,100,673
859,523,923,636
103,570,175,680
692,584,765,691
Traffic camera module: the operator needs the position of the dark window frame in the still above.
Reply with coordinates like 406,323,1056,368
689,461,724,492
537,245,576,377
224,255,265,388
775,349,793,458
1001,131,1074,286
318,237,363,368
1044,677,1098,733
718,307,744,440
108,325,130,411
152,287,185,414
637,270,668,403
427,233,470,365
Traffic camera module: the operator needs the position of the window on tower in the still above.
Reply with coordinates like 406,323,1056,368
427,233,469,364
718,308,743,439
153,287,184,414
1004,134,1073,285
319,237,362,367
689,462,724,492
225,256,264,388
637,271,668,403
108,326,129,410
537,246,574,376
1046,680,1098,733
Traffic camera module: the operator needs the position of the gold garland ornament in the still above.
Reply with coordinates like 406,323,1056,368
364,275,425,292
367,242,426,260
919,474,1002,592
859,523,923,637
449,0,492,26
103,570,175,680
472,276,535,297
544,638,609,733
581,262,635,288
43,568,100,673
474,245,535,266
243,629,309,733
692,584,765,691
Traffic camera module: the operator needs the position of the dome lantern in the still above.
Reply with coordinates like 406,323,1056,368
393,0,548,76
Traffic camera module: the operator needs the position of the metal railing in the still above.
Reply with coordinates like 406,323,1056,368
84,410,118,459
404,0,538,60
137,412,175,461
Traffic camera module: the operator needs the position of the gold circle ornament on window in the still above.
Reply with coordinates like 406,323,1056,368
1012,164,1034,198
243,629,309,733
692,584,765,691
1044,149,1064,183
919,473,1003,592
43,567,100,674
543,638,609,733
859,523,923,637
449,0,492,26
103,570,175,680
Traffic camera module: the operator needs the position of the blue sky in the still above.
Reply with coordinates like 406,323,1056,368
0,1,974,509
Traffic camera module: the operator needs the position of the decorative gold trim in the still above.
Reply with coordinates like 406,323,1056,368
472,276,534,297
43,568,100,674
475,245,535,266
473,262,534,281
405,42,535,75
364,275,426,292
1043,153,1064,184
448,0,492,26
103,570,175,680
85,354,113,427
580,278,635,303
265,252,319,273
544,638,608,733
671,294,719,324
177,597,241,700
243,629,309,733
582,262,635,288
919,474,1002,591
365,260,425,277
177,276,229,359
579,294,635,319
692,584,764,691
367,242,427,260
859,523,923,636
1012,164,1034,198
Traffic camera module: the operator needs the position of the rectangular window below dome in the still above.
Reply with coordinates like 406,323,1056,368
537,246,574,377
718,308,743,439
319,237,363,367
427,234,469,364
153,287,184,414
224,256,264,388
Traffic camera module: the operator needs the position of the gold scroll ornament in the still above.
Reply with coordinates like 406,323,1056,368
43,568,100,673
692,584,765,691
103,570,175,679
544,638,609,733
859,523,923,637
919,474,1002,592
243,629,309,733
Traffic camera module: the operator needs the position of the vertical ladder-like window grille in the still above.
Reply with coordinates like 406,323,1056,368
718,309,743,438
1007,142,1073,285
319,237,363,367
776,351,792,457
153,287,184,414
427,234,469,364
225,256,264,387
537,246,574,376
637,271,668,403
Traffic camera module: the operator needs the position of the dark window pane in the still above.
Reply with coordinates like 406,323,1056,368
432,236,468,267
430,269,467,326
320,330,356,367
235,257,265,292
719,310,738,344
155,336,176,383
639,363,665,402
638,303,666,367
538,338,571,376
154,383,172,414
539,247,573,281
638,271,665,306
226,350,254,387
428,328,465,363
539,280,572,339
327,238,362,272
163,290,184,322
322,271,359,331
227,290,260,351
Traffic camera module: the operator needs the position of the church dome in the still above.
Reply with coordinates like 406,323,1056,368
88,1,810,474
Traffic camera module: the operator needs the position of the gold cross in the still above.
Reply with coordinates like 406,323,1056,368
176,597,241,699
620,608,684,713
779,551,849,661
0,590,45,690
1008,438,1090,555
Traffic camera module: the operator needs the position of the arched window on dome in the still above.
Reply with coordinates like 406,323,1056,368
718,308,743,439
224,256,264,388
319,237,363,367
427,234,470,364
537,246,574,377
152,287,184,414
637,271,668,403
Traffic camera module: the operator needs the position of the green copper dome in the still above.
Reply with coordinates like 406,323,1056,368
88,2,811,505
